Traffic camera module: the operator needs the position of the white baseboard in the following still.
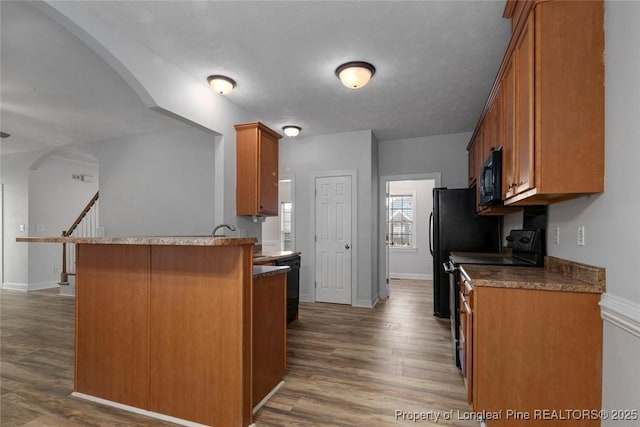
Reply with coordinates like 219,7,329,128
253,381,284,414
59,286,76,297
299,293,314,303
2,282,28,291
354,297,378,308
390,272,432,280
28,281,59,291
600,292,640,339
71,392,208,427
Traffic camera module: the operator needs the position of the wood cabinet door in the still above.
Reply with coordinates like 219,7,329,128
258,131,279,216
252,273,287,406
502,59,516,199
514,15,535,196
468,140,476,186
493,88,503,152
75,244,150,409
463,290,473,405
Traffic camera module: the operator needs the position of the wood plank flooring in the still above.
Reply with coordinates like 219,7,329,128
1,280,475,426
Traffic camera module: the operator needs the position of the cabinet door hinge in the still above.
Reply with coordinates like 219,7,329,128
315,281,317,288
386,278,389,284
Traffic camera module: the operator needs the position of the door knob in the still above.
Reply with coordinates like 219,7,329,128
345,244,351,249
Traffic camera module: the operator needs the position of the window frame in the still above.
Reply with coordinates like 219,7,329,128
387,190,417,251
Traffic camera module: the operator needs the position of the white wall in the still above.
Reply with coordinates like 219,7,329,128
28,155,99,288
279,130,378,307
388,179,435,280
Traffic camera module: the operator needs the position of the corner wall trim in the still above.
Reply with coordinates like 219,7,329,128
600,293,640,339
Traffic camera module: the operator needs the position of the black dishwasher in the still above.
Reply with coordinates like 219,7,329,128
275,255,300,322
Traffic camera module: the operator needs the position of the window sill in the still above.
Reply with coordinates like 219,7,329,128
389,247,418,253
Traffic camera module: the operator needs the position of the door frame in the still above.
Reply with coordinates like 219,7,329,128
378,173,441,299
312,170,358,306
0,184,3,286
279,173,295,251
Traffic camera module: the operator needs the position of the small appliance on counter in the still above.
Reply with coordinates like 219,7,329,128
445,228,545,368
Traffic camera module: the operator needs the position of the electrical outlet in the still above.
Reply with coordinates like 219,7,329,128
554,226,560,245
19,224,25,232
577,226,586,246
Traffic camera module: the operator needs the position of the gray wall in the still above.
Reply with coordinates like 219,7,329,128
549,2,640,421
379,131,471,188
28,155,99,287
377,131,470,296
501,3,640,421
1,150,44,288
279,130,378,307
388,179,435,279
89,127,220,237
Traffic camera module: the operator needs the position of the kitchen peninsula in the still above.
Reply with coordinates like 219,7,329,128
17,236,289,427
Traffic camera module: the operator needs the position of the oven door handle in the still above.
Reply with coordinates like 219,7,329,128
443,260,457,274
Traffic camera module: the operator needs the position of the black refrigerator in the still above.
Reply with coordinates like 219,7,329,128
429,188,501,318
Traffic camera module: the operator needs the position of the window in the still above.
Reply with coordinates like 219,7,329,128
387,193,415,248
280,202,292,251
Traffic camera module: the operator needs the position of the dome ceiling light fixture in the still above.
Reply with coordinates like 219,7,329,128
282,125,301,137
207,75,236,95
335,61,376,89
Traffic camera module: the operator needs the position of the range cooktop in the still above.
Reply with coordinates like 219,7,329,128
449,252,536,266
450,229,545,267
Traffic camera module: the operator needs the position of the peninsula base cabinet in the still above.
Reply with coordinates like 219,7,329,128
466,285,602,426
75,243,259,427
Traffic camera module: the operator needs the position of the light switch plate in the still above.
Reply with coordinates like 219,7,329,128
578,226,586,246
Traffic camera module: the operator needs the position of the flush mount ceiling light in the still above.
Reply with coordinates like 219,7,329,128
282,126,301,137
335,61,376,89
207,75,236,95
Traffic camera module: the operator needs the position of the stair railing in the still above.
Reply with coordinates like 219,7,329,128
60,191,99,284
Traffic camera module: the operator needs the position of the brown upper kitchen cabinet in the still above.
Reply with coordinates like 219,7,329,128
468,0,604,208
235,122,282,216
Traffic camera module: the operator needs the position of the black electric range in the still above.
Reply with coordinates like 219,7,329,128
446,229,545,368
450,228,545,268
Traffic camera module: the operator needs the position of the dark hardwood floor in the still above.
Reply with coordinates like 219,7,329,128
1,280,475,426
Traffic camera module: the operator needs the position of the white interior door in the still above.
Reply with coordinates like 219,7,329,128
315,175,352,304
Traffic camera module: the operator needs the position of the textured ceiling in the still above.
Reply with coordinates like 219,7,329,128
0,1,510,155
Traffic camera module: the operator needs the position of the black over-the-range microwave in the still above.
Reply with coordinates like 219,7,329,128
479,148,502,206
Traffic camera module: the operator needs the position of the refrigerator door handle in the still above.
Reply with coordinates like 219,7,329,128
428,212,434,256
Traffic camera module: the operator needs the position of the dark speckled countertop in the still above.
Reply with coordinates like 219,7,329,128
17,236,257,246
253,265,290,279
252,250,300,264
459,256,605,294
